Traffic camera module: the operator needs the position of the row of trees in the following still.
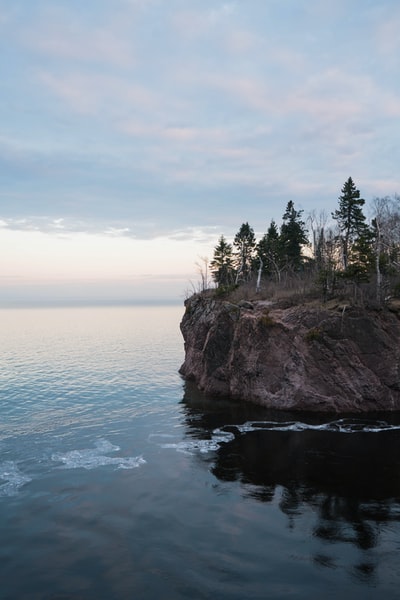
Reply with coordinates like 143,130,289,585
209,177,400,305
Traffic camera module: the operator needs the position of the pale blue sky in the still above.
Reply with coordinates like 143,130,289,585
1,0,399,303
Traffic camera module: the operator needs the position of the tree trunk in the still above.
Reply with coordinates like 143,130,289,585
375,220,382,304
256,257,263,293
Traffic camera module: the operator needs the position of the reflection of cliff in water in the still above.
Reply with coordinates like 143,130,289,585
213,427,400,553
213,427,400,501
181,382,400,572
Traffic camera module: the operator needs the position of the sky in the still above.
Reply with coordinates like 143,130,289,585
1,0,399,305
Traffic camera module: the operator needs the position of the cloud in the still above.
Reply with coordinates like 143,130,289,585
1,0,399,254
172,3,235,38
0,11,9,26
27,25,135,69
0,215,222,247
375,13,400,64
119,120,227,144
204,67,372,124
38,71,157,117
208,3,235,25
21,2,139,69
121,0,156,8
0,223,218,299
223,28,258,53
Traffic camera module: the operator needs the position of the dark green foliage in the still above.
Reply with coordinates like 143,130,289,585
207,178,400,307
210,235,235,287
332,177,369,271
331,178,375,291
346,227,375,282
256,220,282,281
233,222,256,283
280,201,309,270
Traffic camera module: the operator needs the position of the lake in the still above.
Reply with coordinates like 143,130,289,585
0,304,399,599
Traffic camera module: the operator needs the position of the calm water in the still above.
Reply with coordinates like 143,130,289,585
0,305,399,599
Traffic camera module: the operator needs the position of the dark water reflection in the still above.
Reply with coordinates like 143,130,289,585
181,382,400,585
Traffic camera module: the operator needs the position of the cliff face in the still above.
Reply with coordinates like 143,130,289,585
179,295,400,412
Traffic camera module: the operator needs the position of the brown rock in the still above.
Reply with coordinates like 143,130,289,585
179,294,400,412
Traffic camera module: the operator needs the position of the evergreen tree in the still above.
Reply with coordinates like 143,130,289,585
346,227,375,283
210,235,235,287
256,220,282,281
280,201,308,270
233,222,256,283
332,177,369,270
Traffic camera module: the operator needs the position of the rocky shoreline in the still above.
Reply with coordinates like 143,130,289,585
179,294,400,412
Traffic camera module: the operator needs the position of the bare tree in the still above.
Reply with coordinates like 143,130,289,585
370,195,400,302
195,256,212,292
307,209,329,269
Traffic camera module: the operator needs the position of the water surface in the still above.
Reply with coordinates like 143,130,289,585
0,305,399,599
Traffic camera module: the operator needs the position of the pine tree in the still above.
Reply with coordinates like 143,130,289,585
280,201,309,270
256,220,282,281
346,227,375,283
210,235,235,287
233,222,256,283
332,177,369,270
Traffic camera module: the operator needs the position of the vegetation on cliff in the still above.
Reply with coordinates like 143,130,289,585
182,178,400,411
206,178,400,308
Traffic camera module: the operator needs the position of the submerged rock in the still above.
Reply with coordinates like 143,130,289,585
179,294,400,412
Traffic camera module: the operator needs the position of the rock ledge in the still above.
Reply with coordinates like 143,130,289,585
179,294,400,412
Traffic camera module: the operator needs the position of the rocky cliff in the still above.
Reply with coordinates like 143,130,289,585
179,294,400,412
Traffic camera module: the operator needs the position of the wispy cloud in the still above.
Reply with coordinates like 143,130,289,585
26,23,136,68
375,12,400,65
172,3,235,38
1,0,399,249
38,71,157,117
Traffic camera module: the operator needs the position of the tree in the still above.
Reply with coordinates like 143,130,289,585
345,227,375,284
317,227,341,300
233,222,256,283
280,201,309,270
371,195,400,302
371,195,400,271
195,256,211,292
332,177,369,271
256,219,282,282
210,235,235,287
308,209,329,271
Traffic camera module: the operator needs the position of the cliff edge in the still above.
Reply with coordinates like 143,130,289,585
179,294,400,412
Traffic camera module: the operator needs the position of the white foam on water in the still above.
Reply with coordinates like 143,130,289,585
0,461,32,496
51,438,146,470
155,429,235,455
158,418,400,457
161,440,219,454
160,439,224,454
230,418,400,435
211,429,236,444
